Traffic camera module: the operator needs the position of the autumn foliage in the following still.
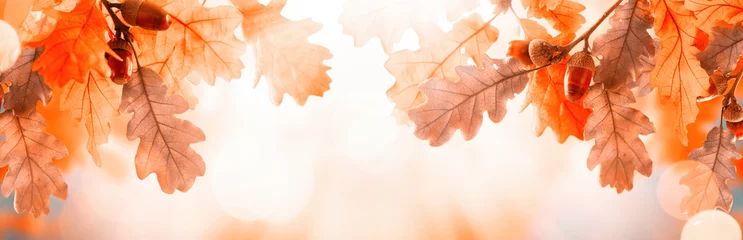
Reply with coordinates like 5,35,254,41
0,0,332,216
0,0,741,233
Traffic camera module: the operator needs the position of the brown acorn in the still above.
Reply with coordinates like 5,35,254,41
120,0,171,31
106,39,134,85
507,40,532,65
726,120,743,140
528,39,559,67
724,102,743,122
564,51,595,102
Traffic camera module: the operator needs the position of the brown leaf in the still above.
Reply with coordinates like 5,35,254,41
29,0,115,87
234,0,332,105
697,24,743,74
0,109,68,217
134,0,245,86
386,14,498,123
408,57,529,146
120,68,206,193
0,47,51,114
592,0,654,89
650,0,710,145
680,126,740,217
59,72,119,167
522,63,592,143
583,84,655,193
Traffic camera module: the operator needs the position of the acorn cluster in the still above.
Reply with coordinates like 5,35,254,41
104,0,172,85
507,39,595,102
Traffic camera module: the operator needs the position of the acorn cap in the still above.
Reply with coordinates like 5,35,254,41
709,71,728,95
108,38,133,52
567,51,595,71
724,102,743,123
528,39,558,67
120,0,143,27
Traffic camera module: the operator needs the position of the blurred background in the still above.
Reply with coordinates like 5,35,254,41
1,0,742,239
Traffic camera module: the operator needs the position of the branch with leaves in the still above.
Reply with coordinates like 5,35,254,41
0,0,334,216
338,0,743,221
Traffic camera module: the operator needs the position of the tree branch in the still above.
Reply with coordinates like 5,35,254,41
560,0,624,56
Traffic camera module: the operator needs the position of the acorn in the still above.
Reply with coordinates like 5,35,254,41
564,51,595,102
726,120,743,140
120,0,171,31
507,40,533,65
723,101,743,122
528,39,559,67
106,38,134,85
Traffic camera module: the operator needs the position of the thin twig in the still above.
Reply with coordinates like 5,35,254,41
560,0,624,56
723,72,743,107
101,0,129,35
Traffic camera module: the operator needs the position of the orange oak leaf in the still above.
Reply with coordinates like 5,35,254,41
583,84,655,193
650,0,710,145
523,0,586,34
684,0,743,34
697,24,743,74
0,47,51,115
29,0,115,87
120,68,205,193
233,0,332,105
134,0,245,86
518,18,552,41
408,57,529,146
386,14,498,123
680,126,740,217
59,71,119,167
592,0,654,89
339,0,480,52
137,34,198,109
0,110,68,217
522,62,592,143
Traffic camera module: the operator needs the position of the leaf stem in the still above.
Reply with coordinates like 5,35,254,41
101,0,130,36
561,0,624,55
723,72,743,107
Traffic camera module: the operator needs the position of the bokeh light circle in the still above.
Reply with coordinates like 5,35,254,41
211,137,315,223
657,160,702,220
681,210,741,240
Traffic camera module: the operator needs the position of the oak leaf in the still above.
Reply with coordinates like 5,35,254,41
697,24,743,74
408,57,529,146
680,126,740,217
120,68,205,194
0,47,51,115
684,0,743,34
492,0,512,16
134,0,245,87
59,72,119,167
518,18,552,41
583,84,655,193
649,0,710,145
233,0,332,105
386,14,498,123
29,0,115,87
592,0,654,89
522,62,592,143
0,110,68,217
523,0,586,34
339,0,480,52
